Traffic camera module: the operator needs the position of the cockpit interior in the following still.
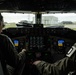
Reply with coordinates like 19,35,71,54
0,0,76,75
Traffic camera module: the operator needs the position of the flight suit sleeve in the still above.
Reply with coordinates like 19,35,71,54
35,56,76,75
0,34,26,68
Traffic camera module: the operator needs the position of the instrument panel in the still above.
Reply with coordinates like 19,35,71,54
12,36,74,52
2,27,76,63
12,35,74,63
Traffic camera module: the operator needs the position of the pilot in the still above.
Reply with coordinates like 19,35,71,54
0,13,26,75
33,44,76,75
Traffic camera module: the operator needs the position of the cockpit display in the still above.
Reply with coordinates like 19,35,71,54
14,40,19,46
58,40,64,47
27,36,46,51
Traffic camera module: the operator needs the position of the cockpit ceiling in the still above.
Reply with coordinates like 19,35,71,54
0,0,76,12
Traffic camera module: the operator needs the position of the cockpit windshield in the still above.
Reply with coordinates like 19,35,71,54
2,13,35,28
2,12,76,31
42,13,76,30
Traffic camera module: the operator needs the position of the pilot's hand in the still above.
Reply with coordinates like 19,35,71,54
33,60,41,65
22,49,26,52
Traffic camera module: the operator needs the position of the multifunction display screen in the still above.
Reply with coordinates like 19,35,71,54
28,36,46,50
14,40,19,46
